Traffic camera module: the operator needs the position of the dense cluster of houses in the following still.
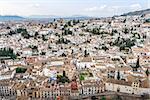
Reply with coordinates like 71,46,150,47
0,14,150,99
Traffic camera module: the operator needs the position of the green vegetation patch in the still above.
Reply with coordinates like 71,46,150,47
79,75,85,81
16,67,27,73
0,48,17,59
79,71,93,81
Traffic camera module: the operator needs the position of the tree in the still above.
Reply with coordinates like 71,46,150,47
34,32,39,39
145,69,149,76
57,37,70,44
114,37,135,50
18,28,30,39
63,29,73,35
71,49,74,54
73,19,80,25
0,48,17,59
61,53,67,57
117,70,120,80
6,26,11,29
8,30,16,35
53,19,56,22
143,35,147,39
57,71,70,83
79,75,85,81
63,71,66,77
102,46,109,51
123,28,129,34
42,35,48,41
123,19,126,23
136,56,140,68
55,33,59,36
84,49,89,57
64,24,68,28
111,29,117,36
30,45,38,53
16,67,27,73
67,21,72,26
119,45,125,51
101,96,106,100
40,52,46,55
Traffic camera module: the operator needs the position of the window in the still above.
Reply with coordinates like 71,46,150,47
89,89,91,92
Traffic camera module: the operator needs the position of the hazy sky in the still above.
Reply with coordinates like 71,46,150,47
0,0,149,17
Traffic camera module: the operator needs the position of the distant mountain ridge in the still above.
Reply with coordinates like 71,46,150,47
1,9,150,21
28,15,60,19
121,9,150,16
0,15,91,21
28,15,91,19
27,15,92,21
62,15,92,20
0,15,24,21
